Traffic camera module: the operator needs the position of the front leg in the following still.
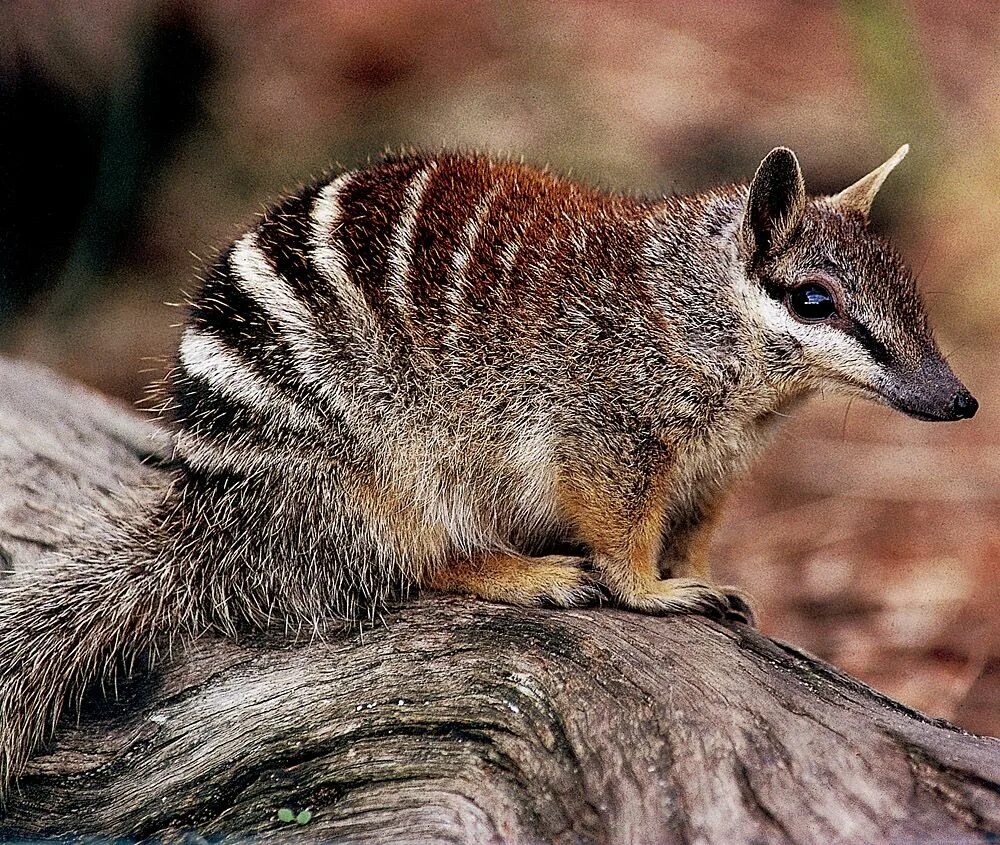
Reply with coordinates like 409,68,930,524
656,491,756,625
562,469,754,625
422,551,598,608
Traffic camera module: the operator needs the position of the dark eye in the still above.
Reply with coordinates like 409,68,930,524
788,283,837,322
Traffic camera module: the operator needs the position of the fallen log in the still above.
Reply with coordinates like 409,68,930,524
0,358,998,844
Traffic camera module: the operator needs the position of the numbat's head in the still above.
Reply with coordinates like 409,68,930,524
734,144,976,422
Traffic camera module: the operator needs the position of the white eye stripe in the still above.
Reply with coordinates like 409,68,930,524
748,280,886,377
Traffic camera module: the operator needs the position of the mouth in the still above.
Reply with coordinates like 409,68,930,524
829,373,979,422
889,394,979,422
890,403,957,422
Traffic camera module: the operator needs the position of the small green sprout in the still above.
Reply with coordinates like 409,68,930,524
277,807,313,825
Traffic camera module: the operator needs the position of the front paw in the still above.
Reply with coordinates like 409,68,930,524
614,577,756,626
531,555,602,608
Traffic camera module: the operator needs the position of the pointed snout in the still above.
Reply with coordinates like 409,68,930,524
884,361,979,422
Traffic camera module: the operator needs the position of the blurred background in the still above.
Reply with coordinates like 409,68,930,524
2,1,997,733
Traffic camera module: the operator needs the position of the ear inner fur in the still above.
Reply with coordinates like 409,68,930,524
741,147,806,263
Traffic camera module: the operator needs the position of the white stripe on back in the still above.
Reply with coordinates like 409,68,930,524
230,232,355,415
310,173,381,345
174,430,281,476
446,190,496,317
179,326,314,428
231,234,316,345
387,165,435,321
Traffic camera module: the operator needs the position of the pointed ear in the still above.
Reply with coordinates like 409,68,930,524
741,147,806,263
829,144,908,221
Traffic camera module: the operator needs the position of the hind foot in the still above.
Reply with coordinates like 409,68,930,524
423,552,599,608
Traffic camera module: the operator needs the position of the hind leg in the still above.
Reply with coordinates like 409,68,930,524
422,551,598,608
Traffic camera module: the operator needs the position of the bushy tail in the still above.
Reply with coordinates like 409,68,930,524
0,509,203,797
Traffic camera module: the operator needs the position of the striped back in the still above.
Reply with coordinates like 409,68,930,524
169,152,649,477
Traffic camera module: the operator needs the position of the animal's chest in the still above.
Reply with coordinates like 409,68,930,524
664,406,778,514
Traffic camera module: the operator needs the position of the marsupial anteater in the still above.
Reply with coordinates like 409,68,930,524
0,145,977,794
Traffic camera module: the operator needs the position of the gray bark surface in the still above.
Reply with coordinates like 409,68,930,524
0,357,998,844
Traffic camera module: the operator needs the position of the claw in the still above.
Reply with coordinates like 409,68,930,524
611,577,755,625
720,587,757,627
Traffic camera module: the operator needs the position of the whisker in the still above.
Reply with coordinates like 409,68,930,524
941,341,974,363
840,399,854,440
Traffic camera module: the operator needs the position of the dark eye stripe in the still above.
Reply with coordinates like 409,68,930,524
847,321,892,366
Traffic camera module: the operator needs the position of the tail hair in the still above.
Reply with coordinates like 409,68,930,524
0,510,201,797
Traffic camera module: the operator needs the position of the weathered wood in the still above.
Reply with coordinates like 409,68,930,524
0,357,998,844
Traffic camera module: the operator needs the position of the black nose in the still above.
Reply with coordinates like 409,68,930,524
951,390,979,419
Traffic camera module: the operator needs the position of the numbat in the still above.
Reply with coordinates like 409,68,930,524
0,145,978,792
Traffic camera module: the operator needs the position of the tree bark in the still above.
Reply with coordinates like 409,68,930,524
1,358,998,844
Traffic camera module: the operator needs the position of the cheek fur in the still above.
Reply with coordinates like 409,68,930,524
791,322,885,389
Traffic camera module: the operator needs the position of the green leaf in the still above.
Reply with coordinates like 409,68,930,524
296,809,312,825
277,808,295,823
